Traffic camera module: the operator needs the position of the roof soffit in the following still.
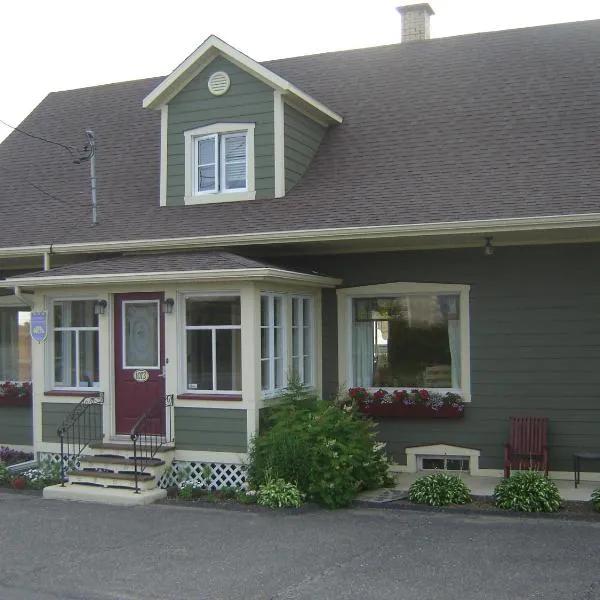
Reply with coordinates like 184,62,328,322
142,35,343,124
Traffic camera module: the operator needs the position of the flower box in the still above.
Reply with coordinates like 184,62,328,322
348,387,465,420
0,382,32,407
360,403,464,419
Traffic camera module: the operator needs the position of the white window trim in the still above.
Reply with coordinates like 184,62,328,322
184,122,256,205
181,293,242,395
291,296,315,387
337,282,471,402
49,298,101,391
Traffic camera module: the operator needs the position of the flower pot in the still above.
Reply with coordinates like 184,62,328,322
11,477,26,490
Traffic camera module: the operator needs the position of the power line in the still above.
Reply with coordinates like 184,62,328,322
0,118,80,162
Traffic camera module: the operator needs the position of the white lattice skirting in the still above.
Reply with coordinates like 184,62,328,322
158,461,246,490
38,452,81,470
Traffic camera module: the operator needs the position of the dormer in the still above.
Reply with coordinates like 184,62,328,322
143,36,342,207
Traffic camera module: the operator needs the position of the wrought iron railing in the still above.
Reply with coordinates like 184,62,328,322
130,394,174,493
57,393,104,486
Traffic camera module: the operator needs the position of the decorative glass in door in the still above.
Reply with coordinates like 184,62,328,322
123,301,159,368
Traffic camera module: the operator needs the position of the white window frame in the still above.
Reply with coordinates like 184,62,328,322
121,300,161,370
291,296,315,387
184,122,256,205
261,294,286,397
337,282,471,402
50,299,100,391
183,294,242,394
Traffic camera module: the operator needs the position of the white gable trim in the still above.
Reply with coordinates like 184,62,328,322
142,35,343,125
273,91,285,198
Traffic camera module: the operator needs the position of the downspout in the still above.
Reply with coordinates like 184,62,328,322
13,285,34,308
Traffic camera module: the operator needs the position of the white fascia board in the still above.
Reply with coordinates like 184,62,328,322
4,212,600,259
0,268,342,289
142,35,343,125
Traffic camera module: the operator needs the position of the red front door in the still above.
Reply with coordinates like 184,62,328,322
114,293,165,435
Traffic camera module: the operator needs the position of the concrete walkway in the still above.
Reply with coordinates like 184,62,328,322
358,471,597,502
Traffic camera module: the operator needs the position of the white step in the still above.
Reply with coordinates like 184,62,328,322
79,456,166,479
69,470,156,491
44,484,166,506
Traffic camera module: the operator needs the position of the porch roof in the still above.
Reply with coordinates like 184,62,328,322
0,251,341,288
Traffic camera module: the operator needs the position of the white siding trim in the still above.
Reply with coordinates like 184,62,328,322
274,90,285,198
159,105,168,206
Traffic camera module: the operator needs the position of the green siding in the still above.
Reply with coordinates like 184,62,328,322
42,402,103,443
166,56,275,205
0,406,32,446
284,104,327,192
278,243,600,473
175,407,247,452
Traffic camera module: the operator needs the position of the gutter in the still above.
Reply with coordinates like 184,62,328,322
2,212,600,259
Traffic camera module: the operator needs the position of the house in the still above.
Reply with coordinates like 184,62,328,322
1,4,600,502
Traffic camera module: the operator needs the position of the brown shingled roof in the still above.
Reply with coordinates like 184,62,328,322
1,19,600,251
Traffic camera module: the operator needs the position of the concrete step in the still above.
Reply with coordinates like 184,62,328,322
79,455,166,478
68,469,155,491
88,442,174,461
44,484,166,506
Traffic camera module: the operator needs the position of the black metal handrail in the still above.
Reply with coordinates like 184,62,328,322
57,393,104,486
130,394,174,493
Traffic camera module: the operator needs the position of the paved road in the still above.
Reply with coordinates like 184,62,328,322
1,491,599,600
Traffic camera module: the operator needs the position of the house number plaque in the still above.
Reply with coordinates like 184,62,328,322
133,369,149,383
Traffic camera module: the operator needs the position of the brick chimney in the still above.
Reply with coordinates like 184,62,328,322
396,3,434,42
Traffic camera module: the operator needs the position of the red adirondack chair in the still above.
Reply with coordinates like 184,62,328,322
503,416,549,478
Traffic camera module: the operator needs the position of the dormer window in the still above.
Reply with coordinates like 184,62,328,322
184,123,255,204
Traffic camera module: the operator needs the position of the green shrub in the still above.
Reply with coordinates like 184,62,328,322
22,459,61,489
0,461,9,486
494,470,561,512
591,488,600,512
247,380,394,508
257,477,302,508
408,472,472,506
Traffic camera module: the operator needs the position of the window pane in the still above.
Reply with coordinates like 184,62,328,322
224,134,246,161
224,163,246,190
186,297,240,326
303,356,312,385
261,359,270,391
274,327,282,359
198,165,216,192
292,326,300,357
187,330,213,390
216,329,241,391
54,300,97,328
352,295,460,389
261,328,270,360
274,358,283,388
55,330,76,387
303,325,311,356
274,297,282,326
292,356,301,379
79,330,99,387
292,298,299,326
223,134,247,190
261,296,269,326
124,302,159,368
0,308,31,381
198,136,216,165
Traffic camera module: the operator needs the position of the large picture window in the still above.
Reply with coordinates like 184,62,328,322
0,308,31,381
185,296,241,392
351,292,464,391
53,300,99,389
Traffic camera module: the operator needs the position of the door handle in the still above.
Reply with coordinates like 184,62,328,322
158,365,166,379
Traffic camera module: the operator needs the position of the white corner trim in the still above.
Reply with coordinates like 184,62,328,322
184,191,256,205
142,35,342,124
405,444,481,475
160,105,168,207
337,282,471,402
274,90,285,198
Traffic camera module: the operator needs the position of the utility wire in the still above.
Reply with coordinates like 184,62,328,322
0,118,80,162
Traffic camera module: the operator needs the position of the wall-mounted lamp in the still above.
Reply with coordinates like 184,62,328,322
93,299,107,315
484,237,494,256
162,298,175,314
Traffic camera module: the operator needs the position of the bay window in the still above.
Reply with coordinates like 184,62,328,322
0,308,31,381
261,295,285,393
185,296,241,392
52,300,99,389
292,297,314,386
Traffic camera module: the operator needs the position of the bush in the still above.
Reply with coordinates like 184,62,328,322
591,488,600,512
408,472,472,506
494,470,561,512
22,458,61,489
0,461,9,486
247,381,394,508
257,477,302,508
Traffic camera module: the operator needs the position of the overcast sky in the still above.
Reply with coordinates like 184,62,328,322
1,0,599,143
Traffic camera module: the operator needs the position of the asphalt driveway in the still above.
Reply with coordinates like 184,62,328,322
0,491,599,600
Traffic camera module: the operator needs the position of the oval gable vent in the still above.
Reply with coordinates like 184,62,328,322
208,71,231,96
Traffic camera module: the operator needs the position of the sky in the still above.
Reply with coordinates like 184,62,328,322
1,0,600,143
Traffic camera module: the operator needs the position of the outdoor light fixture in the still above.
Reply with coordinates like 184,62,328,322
93,299,107,315
484,237,494,256
162,298,175,314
